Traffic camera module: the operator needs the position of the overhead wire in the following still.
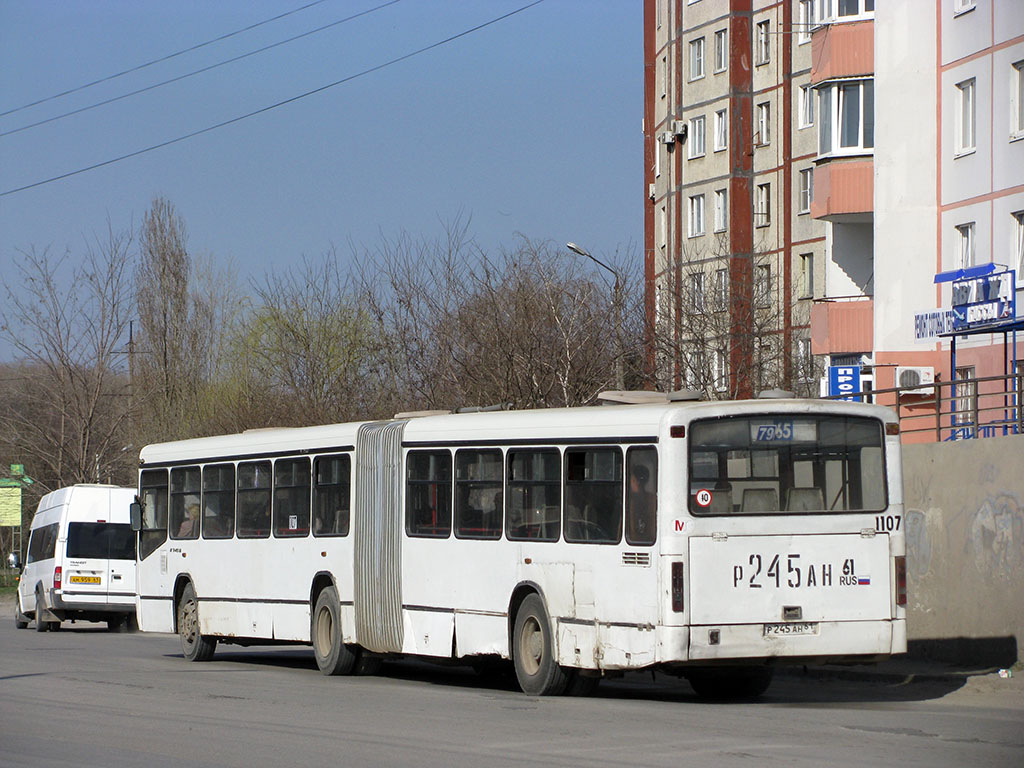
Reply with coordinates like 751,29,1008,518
0,0,335,118
0,0,403,138
0,0,547,198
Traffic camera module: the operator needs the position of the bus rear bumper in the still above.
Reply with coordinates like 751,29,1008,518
686,619,905,662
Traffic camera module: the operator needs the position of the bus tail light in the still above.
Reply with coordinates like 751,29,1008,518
894,556,907,606
671,561,684,612
53,566,62,590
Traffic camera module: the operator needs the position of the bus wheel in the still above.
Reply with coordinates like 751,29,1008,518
15,612,29,630
178,583,217,662
312,586,358,676
686,667,773,700
513,594,569,696
34,595,48,633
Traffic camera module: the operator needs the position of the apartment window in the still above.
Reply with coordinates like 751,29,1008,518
714,29,727,73
818,0,874,22
954,0,976,15
714,268,729,310
800,253,814,298
713,188,727,232
755,21,770,65
796,338,813,382
818,79,874,155
799,84,815,128
797,0,813,43
1014,212,1024,282
690,37,705,80
757,102,771,145
956,222,975,269
956,79,976,155
688,194,705,238
799,168,814,213
1012,61,1024,139
712,348,728,391
755,183,771,227
954,366,977,427
714,109,728,151
691,273,706,312
756,264,772,307
689,115,706,158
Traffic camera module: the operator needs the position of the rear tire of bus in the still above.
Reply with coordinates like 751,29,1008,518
178,583,217,662
34,595,48,633
512,594,569,696
686,667,773,700
312,586,358,676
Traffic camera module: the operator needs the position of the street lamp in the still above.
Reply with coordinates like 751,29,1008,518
566,242,625,391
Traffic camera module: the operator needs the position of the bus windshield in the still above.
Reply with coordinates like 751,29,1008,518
688,414,886,515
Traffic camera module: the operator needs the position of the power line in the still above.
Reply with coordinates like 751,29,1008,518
0,0,334,118
0,1,546,199
0,0,403,138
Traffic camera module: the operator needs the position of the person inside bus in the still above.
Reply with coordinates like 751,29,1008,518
177,501,200,538
626,464,656,542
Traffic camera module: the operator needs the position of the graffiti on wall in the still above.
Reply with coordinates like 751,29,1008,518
967,492,1023,578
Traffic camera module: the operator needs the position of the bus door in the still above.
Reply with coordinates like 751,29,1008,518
684,413,898,660
64,521,137,607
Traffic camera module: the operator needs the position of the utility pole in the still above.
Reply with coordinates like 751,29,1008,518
567,242,625,391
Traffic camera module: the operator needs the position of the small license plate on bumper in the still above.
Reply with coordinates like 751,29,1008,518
763,622,819,636
69,576,101,584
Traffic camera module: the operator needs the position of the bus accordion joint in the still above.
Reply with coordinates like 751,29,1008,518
671,562,684,612
894,556,907,606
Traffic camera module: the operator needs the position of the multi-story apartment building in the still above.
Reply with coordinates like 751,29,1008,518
644,0,827,398
646,0,1023,440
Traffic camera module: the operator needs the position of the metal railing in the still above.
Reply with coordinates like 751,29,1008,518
827,372,1023,442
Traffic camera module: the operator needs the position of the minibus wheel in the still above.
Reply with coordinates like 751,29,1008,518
512,594,569,696
34,595,48,633
178,583,216,661
312,586,358,676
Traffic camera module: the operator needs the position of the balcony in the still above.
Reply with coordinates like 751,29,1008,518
810,159,873,220
810,298,873,356
810,19,874,85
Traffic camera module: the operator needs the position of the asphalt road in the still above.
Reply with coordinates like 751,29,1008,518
1,619,1021,768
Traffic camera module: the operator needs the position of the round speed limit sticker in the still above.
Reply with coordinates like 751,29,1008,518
695,489,713,507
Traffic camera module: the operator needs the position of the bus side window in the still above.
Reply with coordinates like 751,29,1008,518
625,447,658,546
274,457,311,538
506,449,560,542
313,454,351,537
454,449,503,540
27,522,59,564
139,468,169,560
564,447,622,544
169,467,202,540
406,450,452,538
237,461,272,538
202,463,235,539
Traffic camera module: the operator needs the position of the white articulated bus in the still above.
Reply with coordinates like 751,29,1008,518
132,395,907,697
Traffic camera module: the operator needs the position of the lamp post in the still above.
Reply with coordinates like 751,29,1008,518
566,242,625,391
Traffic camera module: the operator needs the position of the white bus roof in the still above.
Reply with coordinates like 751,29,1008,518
138,398,896,466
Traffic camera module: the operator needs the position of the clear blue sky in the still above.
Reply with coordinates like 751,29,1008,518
0,0,641,325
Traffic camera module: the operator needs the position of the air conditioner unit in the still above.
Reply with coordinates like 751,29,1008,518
648,182,656,200
671,120,688,140
895,366,935,394
659,131,676,145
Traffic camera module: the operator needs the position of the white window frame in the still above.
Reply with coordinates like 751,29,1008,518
714,109,728,151
755,21,771,66
1011,61,1024,141
796,338,813,382
817,79,874,156
799,84,815,128
691,272,706,312
955,78,976,156
956,222,975,269
714,29,727,73
689,115,706,159
817,0,875,24
688,194,706,238
713,348,728,391
713,188,727,232
798,168,814,214
689,37,705,81
714,268,729,311
757,102,771,146
800,253,814,298
1013,211,1024,285
954,0,976,16
755,183,771,228
756,264,772,307
797,0,813,44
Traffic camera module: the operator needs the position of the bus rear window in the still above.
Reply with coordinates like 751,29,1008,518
688,415,886,515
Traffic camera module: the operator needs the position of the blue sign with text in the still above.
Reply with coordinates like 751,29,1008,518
828,365,862,402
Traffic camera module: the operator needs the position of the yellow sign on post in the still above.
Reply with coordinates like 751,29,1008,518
0,487,22,526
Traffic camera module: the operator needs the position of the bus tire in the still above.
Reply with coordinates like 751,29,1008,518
312,586,358,676
178,583,217,662
15,612,29,630
34,594,48,633
686,667,773,700
512,594,569,696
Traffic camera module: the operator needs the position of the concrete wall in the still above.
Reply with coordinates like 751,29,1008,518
903,434,1024,665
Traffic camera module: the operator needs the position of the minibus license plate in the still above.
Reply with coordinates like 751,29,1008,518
69,576,101,584
763,622,818,636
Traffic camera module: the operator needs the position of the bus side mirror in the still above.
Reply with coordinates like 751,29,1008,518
7,551,21,571
130,502,142,532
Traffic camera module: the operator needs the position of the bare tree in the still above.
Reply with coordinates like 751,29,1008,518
0,228,138,491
